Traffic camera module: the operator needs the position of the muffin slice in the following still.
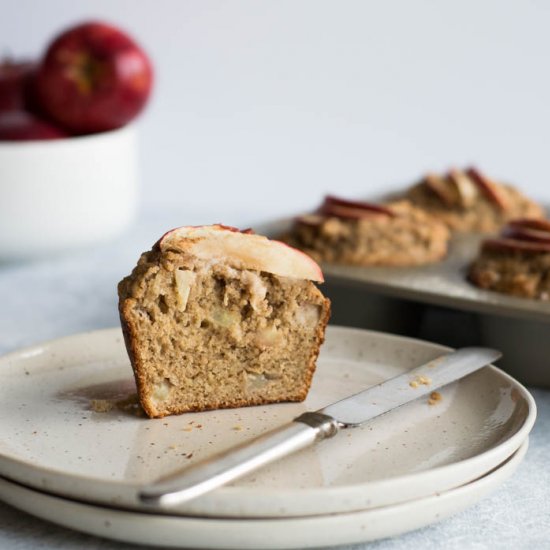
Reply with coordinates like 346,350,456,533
406,167,544,232
469,219,550,300
283,195,450,266
118,225,330,418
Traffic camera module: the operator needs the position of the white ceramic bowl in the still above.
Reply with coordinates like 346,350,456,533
0,125,138,260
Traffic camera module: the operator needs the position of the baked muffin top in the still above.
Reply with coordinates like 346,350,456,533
406,167,544,232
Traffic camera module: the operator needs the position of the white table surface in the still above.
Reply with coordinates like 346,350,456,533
0,211,549,550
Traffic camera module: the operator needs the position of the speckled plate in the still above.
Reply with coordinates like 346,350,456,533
0,326,535,518
0,441,529,548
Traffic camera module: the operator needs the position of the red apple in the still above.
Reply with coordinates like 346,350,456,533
0,59,36,112
465,167,508,211
0,111,68,141
35,21,153,134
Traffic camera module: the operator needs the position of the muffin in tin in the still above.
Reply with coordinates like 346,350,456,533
406,167,543,233
469,219,550,299
284,196,450,267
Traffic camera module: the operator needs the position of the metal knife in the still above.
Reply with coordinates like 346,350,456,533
139,346,501,507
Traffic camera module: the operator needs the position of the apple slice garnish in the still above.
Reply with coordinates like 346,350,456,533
502,226,550,244
423,172,459,207
465,167,509,211
482,237,550,254
507,219,550,233
319,204,389,220
294,214,324,227
319,196,395,219
447,169,478,207
158,224,324,282
323,196,395,215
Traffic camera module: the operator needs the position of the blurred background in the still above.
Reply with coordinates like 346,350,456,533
3,0,550,224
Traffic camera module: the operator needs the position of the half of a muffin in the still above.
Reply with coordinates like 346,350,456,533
118,225,330,418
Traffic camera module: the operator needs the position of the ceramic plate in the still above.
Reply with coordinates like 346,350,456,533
0,327,535,518
0,440,529,549
260,219,550,323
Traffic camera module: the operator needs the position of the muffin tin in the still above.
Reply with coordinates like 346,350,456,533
259,218,550,387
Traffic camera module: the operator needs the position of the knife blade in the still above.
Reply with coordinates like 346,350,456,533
139,346,501,508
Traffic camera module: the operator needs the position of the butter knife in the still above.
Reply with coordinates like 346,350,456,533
140,346,501,507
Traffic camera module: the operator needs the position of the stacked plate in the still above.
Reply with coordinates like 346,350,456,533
0,326,535,548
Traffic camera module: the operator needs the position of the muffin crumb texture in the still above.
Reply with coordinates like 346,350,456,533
428,391,442,406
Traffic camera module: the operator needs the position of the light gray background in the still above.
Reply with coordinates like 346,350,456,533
3,0,550,222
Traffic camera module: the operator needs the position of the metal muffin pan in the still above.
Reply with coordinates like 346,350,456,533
258,218,550,387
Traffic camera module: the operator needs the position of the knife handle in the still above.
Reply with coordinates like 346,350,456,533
139,412,340,508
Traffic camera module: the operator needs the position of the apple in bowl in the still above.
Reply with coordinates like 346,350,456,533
0,59,37,113
35,21,153,134
0,111,67,141
0,20,153,259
